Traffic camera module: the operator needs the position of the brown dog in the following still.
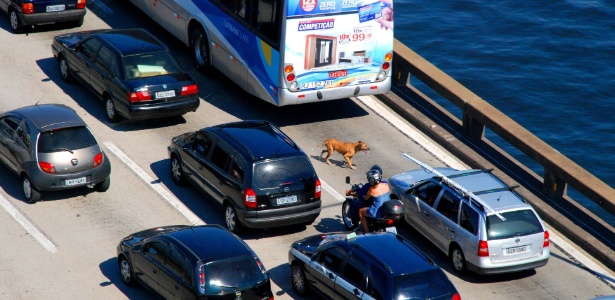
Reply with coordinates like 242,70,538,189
318,139,369,169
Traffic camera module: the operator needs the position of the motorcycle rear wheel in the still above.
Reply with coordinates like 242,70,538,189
342,200,358,230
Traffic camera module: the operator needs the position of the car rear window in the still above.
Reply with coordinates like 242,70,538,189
393,270,455,299
205,255,266,291
253,156,315,188
123,51,181,79
486,209,543,240
38,127,97,153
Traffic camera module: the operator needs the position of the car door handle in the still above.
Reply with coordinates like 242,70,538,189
423,211,430,216
152,269,157,274
353,288,360,296
175,284,180,290
198,165,203,170
448,227,455,233
328,272,334,280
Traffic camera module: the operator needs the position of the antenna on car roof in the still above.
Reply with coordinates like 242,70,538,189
400,152,506,221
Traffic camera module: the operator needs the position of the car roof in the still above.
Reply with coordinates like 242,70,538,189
95,28,168,57
11,104,86,131
210,120,303,160
167,225,253,262
349,233,437,275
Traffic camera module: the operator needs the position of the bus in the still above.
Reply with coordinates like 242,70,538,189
128,0,393,106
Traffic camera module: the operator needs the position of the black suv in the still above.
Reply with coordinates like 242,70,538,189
168,120,322,233
117,225,274,299
288,232,461,300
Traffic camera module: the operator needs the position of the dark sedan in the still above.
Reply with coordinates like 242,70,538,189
117,224,274,300
288,232,461,300
51,28,199,123
0,104,111,203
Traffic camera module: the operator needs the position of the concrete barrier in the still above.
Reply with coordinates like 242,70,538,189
379,38,615,272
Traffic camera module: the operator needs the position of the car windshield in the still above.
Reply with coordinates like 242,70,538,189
393,271,454,299
253,156,315,188
205,255,266,291
38,127,97,153
486,209,543,240
123,51,181,79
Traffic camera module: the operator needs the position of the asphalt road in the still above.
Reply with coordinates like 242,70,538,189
0,1,614,299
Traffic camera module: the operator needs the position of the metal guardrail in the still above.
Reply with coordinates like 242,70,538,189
382,38,615,271
389,38,615,217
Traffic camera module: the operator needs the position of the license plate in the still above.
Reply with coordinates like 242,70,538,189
155,90,176,98
505,245,529,255
276,195,297,205
300,80,334,89
46,5,66,12
385,226,397,234
66,177,86,186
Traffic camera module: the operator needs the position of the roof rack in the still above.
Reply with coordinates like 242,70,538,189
401,153,506,221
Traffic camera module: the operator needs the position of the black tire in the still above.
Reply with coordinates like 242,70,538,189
95,176,110,192
190,26,212,73
450,245,468,275
118,256,137,286
9,8,24,34
291,264,308,296
224,204,243,234
59,55,73,82
105,96,121,123
342,200,358,230
22,175,41,204
170,155,186,185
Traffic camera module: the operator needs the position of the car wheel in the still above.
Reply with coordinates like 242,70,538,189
190,26,212,73
450,245,468,275
105,96,121,123
118,256,137,286
22,175,41,204
95,176,110,192
170,155,186,186
9,9,24,33
59,56,73,82
225,204,243,234
291,264,308,296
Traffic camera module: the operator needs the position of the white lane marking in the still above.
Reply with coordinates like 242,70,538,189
90,0,114,14
356,95,465,170
320,179,346,202
0,194,56,252
357,95,615,285
103,142,205,226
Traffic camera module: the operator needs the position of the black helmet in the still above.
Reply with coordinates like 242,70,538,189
370,164,383,176
366,169,382,186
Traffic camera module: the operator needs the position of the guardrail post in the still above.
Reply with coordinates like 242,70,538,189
392,53,411,87
462,111,485,139
544,167,567,199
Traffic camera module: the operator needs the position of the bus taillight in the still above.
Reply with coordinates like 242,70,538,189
382,62,390,70
284,65,294,74
385,53,393,61
287,73,295,81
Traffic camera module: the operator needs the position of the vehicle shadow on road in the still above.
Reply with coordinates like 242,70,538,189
98,257,153,299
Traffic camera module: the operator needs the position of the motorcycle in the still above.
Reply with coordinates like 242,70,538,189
341,176,404,233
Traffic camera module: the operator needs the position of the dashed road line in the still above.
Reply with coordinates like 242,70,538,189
0,194,56,252
103,141,205,226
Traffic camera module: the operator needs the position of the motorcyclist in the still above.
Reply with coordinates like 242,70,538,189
345,165,387,226
358,169,391,233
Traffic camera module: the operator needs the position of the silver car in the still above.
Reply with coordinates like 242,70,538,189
389,155,550,275
0,104,111,203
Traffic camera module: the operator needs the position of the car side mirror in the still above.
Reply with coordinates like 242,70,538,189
406,188,415,195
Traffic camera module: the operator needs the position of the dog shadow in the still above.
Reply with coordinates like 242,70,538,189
311,154,353,169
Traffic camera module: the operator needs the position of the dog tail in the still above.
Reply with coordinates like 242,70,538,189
317,139,330,148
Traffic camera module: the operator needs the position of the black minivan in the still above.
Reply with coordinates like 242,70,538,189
168,120,322,233
117,225,274,299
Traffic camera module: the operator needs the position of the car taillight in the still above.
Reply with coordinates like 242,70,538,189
181,84,198,96
255,257,267,273
129,91,151,102
452,292,462,300
39,162,56,174
314,179,321,199
477,240,489,257
245,188,257,209
386,219,394,225
198,265,206,291
22,3,34,14
93,152,103,167
77,0,86,9
543,230,550,247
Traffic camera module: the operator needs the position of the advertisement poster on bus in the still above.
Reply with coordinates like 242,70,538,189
284,0,393,91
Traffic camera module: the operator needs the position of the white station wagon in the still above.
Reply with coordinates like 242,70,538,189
389,154,550,275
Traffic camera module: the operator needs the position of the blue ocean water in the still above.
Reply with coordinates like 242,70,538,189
393,1,615,222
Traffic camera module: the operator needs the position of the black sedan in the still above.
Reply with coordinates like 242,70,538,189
117,224,274,300
288,232,461,300
51,28,199,123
